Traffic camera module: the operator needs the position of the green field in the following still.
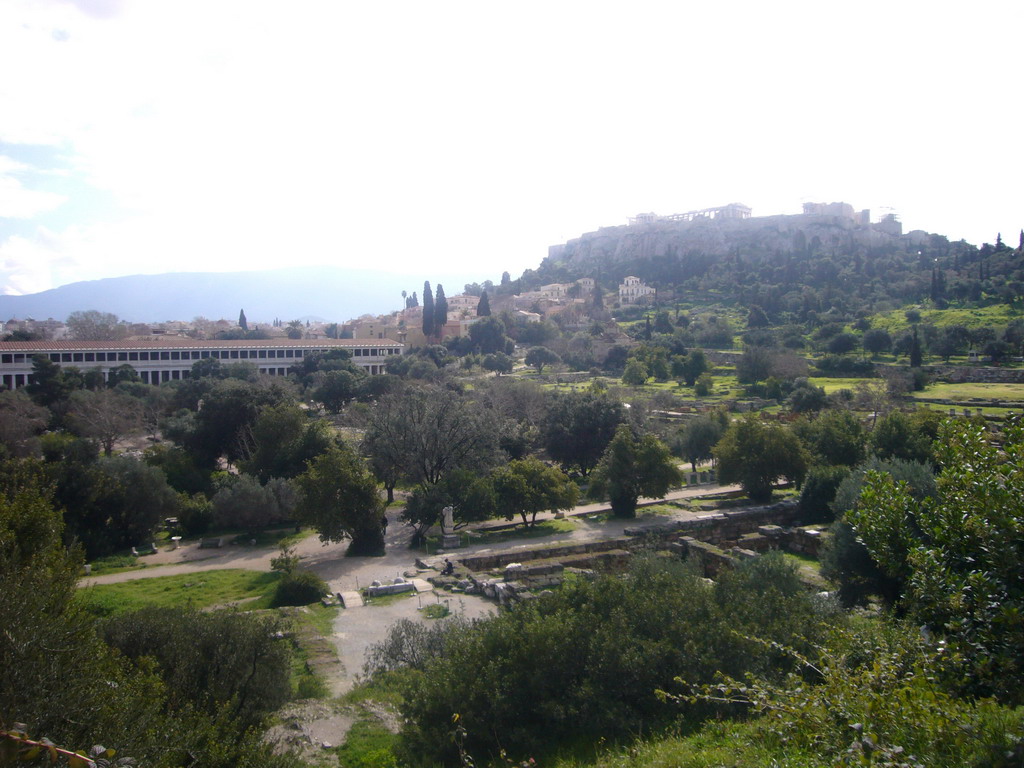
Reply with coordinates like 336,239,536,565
78,569,281,616
870,303,1023,334
807,377,876,394
918,382,1024,401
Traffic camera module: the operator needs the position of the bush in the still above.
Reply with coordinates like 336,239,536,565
813,355,875,376
273,570,328,607
390,556,834,765
694,373,713,396
798,465,850,523
100,605,292,727
177,492,213,536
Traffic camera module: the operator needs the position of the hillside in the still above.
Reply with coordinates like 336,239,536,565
525,207,1022,317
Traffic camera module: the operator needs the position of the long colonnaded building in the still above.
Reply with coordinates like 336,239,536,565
0,337,404,389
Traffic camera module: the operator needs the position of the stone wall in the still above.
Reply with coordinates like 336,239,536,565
435,499,828,601
927,365,1024,384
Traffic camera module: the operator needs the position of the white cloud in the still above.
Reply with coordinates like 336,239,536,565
0,0,1022,295
0,176,66,218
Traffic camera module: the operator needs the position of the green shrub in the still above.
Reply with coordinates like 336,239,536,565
694,373,713,396
797,465,849,523
674,622,1024,767
390,555,834,765
273,570,328,607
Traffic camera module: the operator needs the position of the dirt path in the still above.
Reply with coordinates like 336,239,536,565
81,484,739,695
83,483,739,587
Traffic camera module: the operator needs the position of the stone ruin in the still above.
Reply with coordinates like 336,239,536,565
423,499,830,605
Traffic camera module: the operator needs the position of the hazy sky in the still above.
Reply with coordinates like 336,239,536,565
1,0,1021,297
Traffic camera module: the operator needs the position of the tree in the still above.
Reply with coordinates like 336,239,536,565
476,290,491,316
362,384,498,489
826,332,859,355
850,418,1024,703
909,325,923,367
294,444,386,555
492,457,579,527
715,415,808,502
0,390,47,457
482,352,513,376
590,425,681,518
747,304,770,328
673,414,724,471
862,328,893,358
793,409,866,467
869,409,935,464
680,349,708,386
65,310,126,341
402,469,496,539
621,358,648,385
468,316,509,354
53,454,181,556
422,281,434,338
238,403,332,482
211,473,294,532
106,363,141,387
25,354,75,408
0,464,304,766
433,283,448,337
543,391,625,476
788,379,828,413
525,346,561,374
66,388,143,455
238,309,248,331
313,368,366,412
736,346,774,384
180,377,293,468
285,319,304,339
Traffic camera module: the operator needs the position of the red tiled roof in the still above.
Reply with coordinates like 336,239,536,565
0,337,402,351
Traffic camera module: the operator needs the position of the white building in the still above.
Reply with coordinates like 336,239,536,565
0,337,404,389
618,276,655,305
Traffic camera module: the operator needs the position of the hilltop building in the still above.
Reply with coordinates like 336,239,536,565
628,203,752,226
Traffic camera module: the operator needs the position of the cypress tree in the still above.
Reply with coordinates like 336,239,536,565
238,309,248,331
477,290,491,316
434,284,448,337
909,326,923,368
422,282,434,338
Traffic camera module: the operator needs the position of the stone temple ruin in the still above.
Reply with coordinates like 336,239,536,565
423,498,828,605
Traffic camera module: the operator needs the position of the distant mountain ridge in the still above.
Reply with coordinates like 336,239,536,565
0,266,478,324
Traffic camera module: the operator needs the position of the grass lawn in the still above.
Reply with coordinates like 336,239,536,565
78,569,282,616
916,381,1024,401
466,516,578,546
808,376,877,393
781,552,830,590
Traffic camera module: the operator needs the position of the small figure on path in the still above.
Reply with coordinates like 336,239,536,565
441,558,454,576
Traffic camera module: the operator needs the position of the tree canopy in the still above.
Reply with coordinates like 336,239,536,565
715,414,808,502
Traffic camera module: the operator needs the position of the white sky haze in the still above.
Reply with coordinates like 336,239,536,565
1,0,1021,297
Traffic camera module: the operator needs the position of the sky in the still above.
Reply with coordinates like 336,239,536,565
1,0,1022,298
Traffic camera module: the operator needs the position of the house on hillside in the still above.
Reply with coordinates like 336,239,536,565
618,276,655,305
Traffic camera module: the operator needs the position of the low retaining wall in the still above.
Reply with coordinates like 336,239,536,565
458,536,635,572
434,498,827,600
